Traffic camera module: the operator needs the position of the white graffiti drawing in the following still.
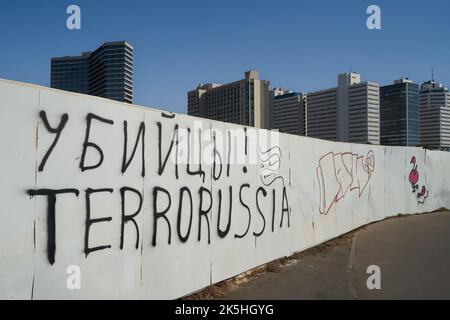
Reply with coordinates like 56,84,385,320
259,146,285,186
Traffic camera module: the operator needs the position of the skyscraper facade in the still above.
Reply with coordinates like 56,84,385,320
270,88,306,136
50,52,91,95
187,71,270,128
419,80,450,150
380,78,420,146
306,87,338,141
51,41,133,103
307,72,380,144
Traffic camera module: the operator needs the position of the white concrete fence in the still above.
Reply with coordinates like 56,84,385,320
1,79,449,299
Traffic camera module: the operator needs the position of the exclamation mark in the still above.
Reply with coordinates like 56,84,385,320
243,127,248,173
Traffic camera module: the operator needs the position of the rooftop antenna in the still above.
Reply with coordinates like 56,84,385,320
431,68,435,81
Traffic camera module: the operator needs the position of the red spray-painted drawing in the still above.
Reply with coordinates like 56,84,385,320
316,150,375,215
409,156,428,204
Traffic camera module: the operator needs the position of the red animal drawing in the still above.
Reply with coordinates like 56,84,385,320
409,155,429,204
316,150,375,215
417,185,429,204
409,156,419,192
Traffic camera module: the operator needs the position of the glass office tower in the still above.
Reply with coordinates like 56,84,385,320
50,53,91,95
380,78,420,146
51,41,133,104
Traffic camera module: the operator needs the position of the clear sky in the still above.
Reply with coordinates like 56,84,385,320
0,0,449,113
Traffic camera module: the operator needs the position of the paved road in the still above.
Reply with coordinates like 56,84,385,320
220,211,450,300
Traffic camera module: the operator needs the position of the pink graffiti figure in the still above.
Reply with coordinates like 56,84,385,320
417,185,429,204
409,156,419,192
409,155,429,204
418,185,427,198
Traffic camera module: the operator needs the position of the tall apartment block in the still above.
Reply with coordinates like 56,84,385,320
51,41,133,103
187,71,270,128
307,72,380,144
380,78,420,146
270,88,307,136
419,80,450,150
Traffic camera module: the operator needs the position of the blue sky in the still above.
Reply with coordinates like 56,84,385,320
0,0,449,113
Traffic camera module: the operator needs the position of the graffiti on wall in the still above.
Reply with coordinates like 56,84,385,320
409,156,428,204
316,150,375,215
6,80,450,301
25,110,291,265
258,146,285,187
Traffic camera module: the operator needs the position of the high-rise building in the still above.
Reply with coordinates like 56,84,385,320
419,80,450,150
307,87,338,141
380,78,420,146
307,72,380,144
270,88,307,136
51,41,133,103
187,71,270,128
50,52,91,95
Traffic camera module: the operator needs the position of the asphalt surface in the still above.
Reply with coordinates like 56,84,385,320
220,211,450,300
